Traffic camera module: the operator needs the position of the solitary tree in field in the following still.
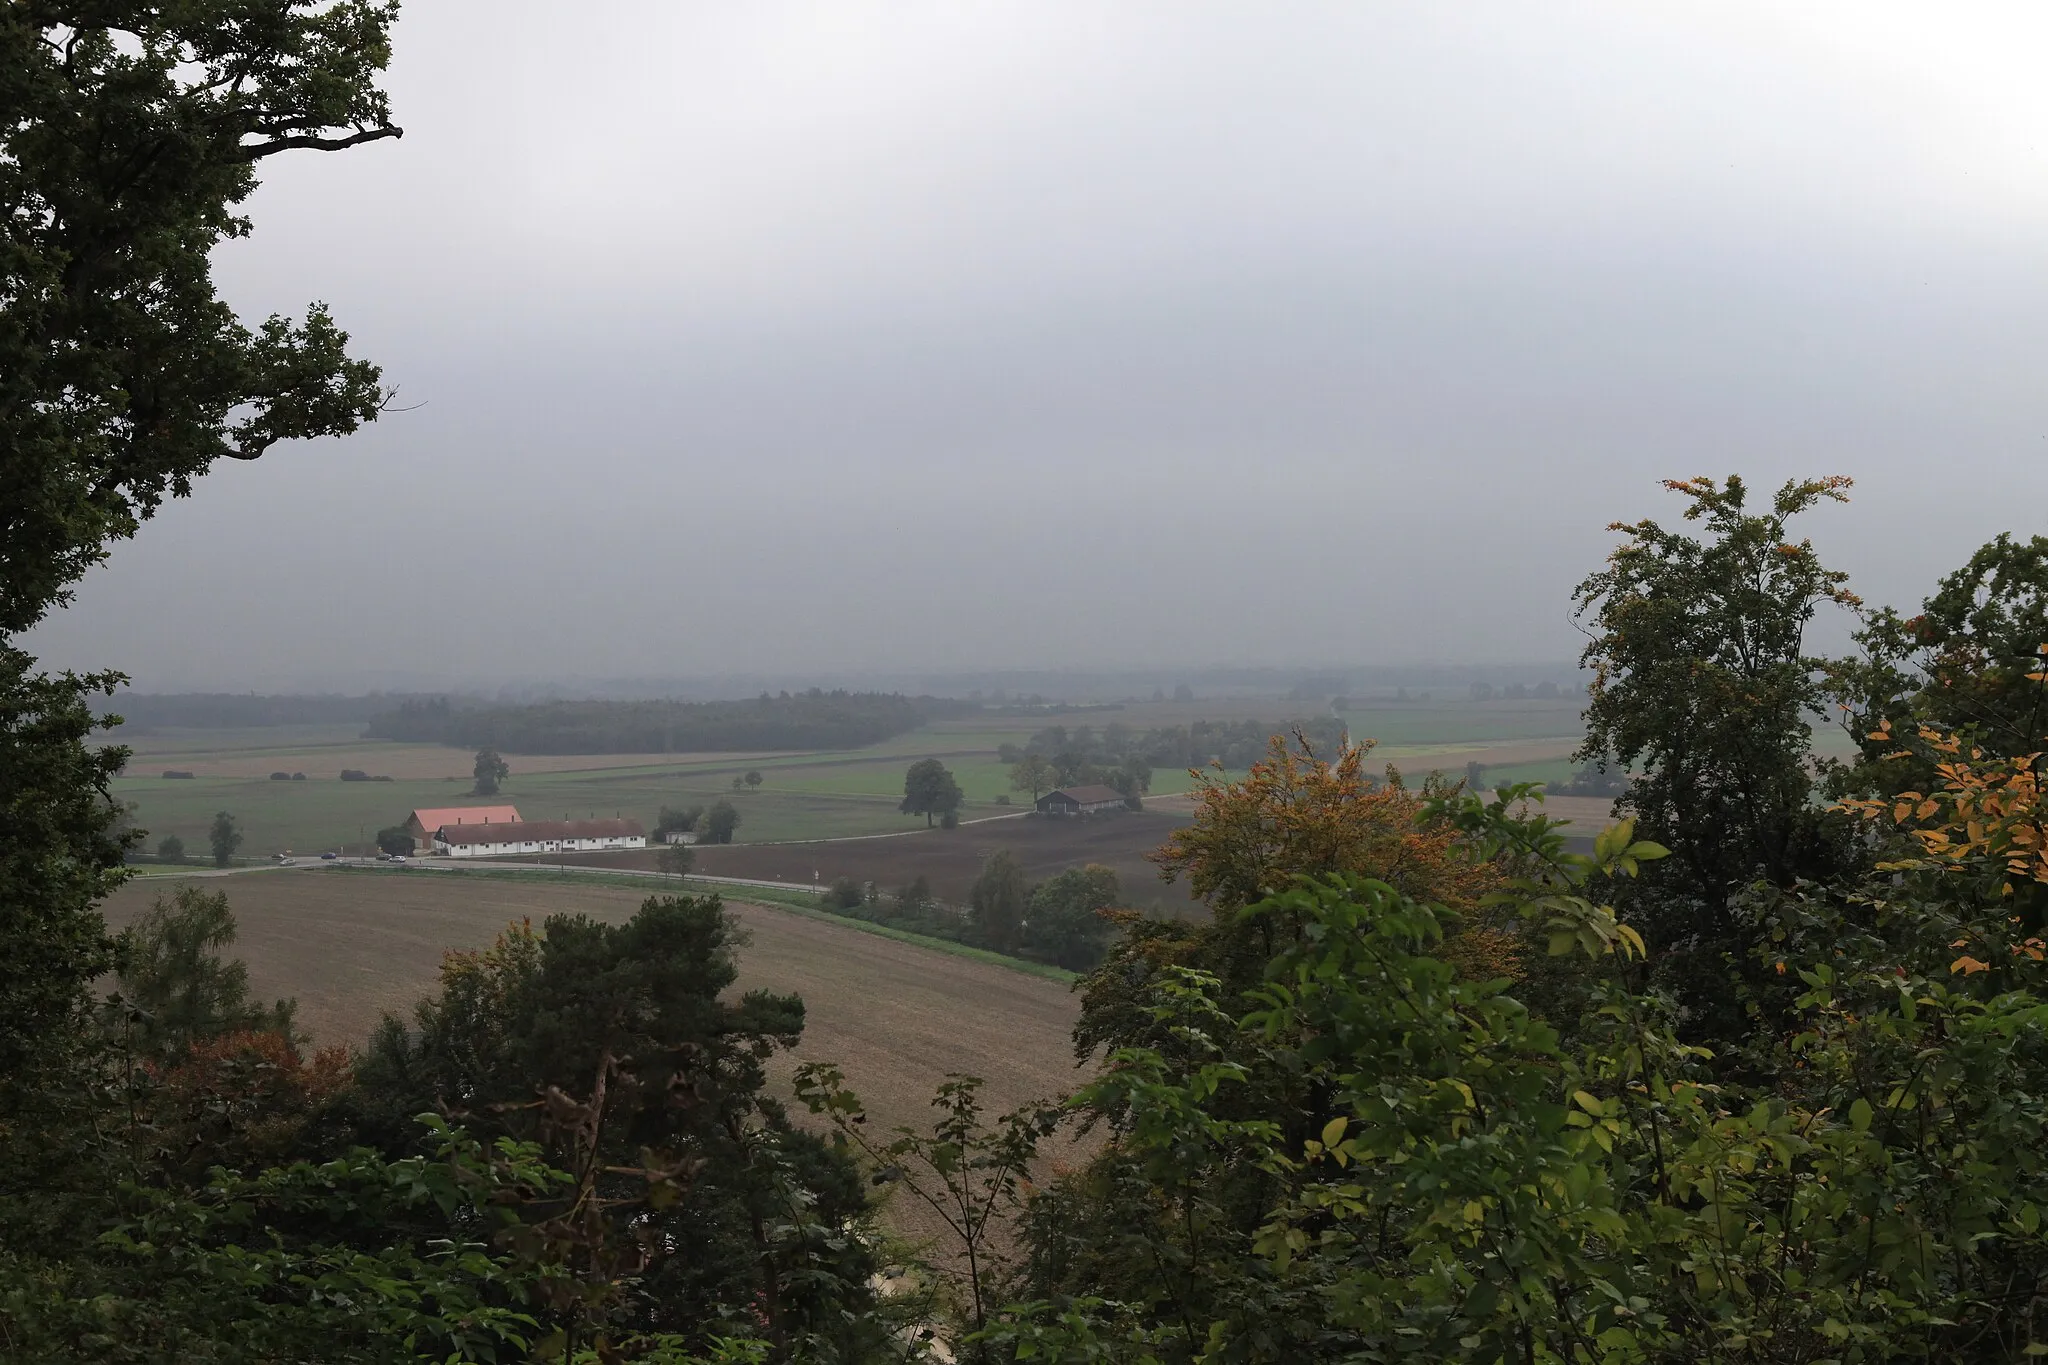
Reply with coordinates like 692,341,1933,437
208,811,242,868
1009,753,1056,803
731,774,744,793
900,758,964,828
472,747,509,796
157,835,185,864
657,843,695,878
744,769,762,792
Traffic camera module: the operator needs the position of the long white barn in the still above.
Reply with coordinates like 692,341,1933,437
434,817,646,858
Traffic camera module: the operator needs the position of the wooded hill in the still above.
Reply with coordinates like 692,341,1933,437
363,690,974,754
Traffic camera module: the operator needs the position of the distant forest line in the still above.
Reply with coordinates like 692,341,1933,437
106,691,429,732
362,691,978,754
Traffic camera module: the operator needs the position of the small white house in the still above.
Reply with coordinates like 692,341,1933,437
662,830,699,845
434,817,647,858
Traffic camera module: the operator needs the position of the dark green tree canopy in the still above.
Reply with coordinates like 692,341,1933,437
208,809,242,867
968,849,1027,953
1573,476,1859,1025
472,746,509,795
900,757,963,827
112,885,295,1061
701,798,740,844
1,1,402,634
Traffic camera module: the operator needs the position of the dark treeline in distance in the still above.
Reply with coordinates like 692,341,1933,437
106,691,429,732
365,690,976,755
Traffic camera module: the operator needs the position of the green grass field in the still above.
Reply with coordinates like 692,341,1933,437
107,700,1587,858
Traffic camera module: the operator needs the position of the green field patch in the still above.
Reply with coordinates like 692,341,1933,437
1476,758,1580,788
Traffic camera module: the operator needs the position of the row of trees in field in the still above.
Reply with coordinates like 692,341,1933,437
818,857,1125,971
140,813,245,867
366,691,972,755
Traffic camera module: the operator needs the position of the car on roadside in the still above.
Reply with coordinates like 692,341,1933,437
321,851,338,861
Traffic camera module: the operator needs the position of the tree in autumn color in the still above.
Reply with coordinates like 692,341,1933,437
1152,732,1493,914
1829,533,2048,804
1077,733,1501,1062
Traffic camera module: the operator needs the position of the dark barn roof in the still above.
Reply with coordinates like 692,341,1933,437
1041,785,1126,806
436,818,645,846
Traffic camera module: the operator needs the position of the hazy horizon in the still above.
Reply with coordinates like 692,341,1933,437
98,660,1590,703
24,2,2048,689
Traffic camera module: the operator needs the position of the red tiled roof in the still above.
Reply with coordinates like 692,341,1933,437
408,805,520,830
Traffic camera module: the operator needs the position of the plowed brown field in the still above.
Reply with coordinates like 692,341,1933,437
555,809,1206,912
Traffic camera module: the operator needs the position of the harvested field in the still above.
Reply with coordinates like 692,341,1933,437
97,869,1093,1252
555,809,1206,913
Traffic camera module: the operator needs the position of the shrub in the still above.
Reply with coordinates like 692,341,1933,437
156,835,185,863
269,771,291,781
339,769,369,782
823,877,865,911
994,794,1011,805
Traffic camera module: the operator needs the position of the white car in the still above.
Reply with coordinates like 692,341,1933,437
389,854,407,864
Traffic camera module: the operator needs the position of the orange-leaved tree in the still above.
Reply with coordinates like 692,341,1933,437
1839,706,2048,976
1152,732,1494,915
1078,734,1509,1064
153,1030,353,1175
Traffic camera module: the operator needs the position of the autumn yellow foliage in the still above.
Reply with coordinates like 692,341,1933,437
1151,734,1514,978
1841,721,2048,895
1841,707,2048,977
1155,734,1494,911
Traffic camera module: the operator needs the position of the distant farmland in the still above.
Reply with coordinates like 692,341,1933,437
568,808,1206,913
102,700,1583,865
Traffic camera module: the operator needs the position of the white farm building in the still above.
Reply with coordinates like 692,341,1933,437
434,817,647,858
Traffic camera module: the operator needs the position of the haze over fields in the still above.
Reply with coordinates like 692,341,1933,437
23,1,2048,692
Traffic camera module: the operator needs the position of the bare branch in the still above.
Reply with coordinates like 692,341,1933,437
237,125,403,161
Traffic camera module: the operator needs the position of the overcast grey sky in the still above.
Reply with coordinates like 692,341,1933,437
27,1,2048,691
